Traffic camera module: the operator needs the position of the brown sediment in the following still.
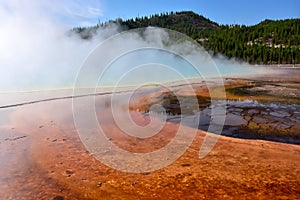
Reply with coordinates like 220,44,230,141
130,78,300,142
0,94,299,199
129,78,300,112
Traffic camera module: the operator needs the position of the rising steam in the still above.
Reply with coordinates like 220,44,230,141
0,0,276,92
0,0,118,92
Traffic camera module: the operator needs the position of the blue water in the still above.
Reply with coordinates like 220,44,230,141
98,48,267,86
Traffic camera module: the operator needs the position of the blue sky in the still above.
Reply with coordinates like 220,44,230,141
90,0,300,26
2,0,298,27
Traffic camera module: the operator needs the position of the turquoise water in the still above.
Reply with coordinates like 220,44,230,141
98,48,269,86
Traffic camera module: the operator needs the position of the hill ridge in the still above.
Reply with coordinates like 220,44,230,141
73,11,300,65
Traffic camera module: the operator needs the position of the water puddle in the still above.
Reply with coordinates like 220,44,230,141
144,92,300,144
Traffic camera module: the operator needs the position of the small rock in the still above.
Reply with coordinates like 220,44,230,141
181,163,191,167
53,196,64,200
97,182,102,187
248,109,259,114
270,111,290,118
224,113,247,126
252,117,268,123
65,170,74,177
276,124,290,129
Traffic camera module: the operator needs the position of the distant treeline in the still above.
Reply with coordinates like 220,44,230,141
74,11,300,65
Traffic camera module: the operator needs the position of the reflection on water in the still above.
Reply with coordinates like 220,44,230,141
159,97,300,144
139,75,300,144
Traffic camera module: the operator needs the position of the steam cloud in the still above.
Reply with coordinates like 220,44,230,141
0,0,118,92
0,0,275,92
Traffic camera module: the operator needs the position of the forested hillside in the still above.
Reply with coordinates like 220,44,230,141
74,11,300,65
200,19,300,64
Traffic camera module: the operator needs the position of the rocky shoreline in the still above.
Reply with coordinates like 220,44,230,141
131,77,300,144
